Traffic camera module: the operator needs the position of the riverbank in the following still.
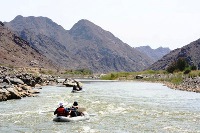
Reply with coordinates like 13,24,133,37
100,71,200,93
0,66,59,101
133,73,200,93
163,77,200,93
1,65,200,102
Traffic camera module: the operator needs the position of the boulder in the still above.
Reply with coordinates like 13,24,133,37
35,77,43,84
9,77,24,85
63,78,77,87
34,84,42,88
136,75,143,79
6,87,21,99
0,89,10,101
3,78,11,85
29,89,40,94
21,85,32,90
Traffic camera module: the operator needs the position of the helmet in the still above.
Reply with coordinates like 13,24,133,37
59,102,63,107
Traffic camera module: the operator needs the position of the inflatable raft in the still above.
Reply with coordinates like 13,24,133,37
53,112,89,122
71,90,85,93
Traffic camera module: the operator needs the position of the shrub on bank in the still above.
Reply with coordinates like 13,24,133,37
101,72,132,80
166,58,198,74
64,69,93,75
188,70,200,78
168,75,183,85
101,70,200,86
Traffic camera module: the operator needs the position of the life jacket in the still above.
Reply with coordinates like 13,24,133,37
72,105,78,109
56,107,66,116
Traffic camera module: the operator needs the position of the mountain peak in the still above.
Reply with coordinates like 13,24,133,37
14,15,23,20
11,15,58,28
75,19,96,27
69,19,105,40
5,16,66,38
69,19,99,33
135,45,171,62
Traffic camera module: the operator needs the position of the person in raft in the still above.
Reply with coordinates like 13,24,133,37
72,85,78,91
75,81,83,91
72,81,83,91
70,101,84,117
72,101,79,109
54,102,71,117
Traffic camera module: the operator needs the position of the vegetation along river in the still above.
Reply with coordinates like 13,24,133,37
0,80,200,133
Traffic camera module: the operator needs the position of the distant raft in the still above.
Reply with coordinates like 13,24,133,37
71,90,85,93
53,112,89,122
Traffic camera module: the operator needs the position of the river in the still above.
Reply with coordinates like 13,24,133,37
0,80,200,133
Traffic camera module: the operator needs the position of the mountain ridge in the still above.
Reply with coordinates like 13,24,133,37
135,46,171,62
3,15,155,72
148,38,200,70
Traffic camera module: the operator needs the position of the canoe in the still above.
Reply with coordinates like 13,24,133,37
71,90,85,93
53,112,89,122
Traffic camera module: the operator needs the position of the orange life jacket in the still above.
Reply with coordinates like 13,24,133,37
56,107,66,116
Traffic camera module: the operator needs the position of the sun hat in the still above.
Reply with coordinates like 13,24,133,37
73,101,78,106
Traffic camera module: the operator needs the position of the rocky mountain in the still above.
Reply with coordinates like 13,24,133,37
4,15,154,73
67,19,154,72
0,24,55,69
135,46,171,62
148,39,200,70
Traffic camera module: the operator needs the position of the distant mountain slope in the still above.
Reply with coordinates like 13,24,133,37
148,39,200,70
5,16,154,72
135,46,171,62
0,24,55,69
4,15,69,45
68,19,154,72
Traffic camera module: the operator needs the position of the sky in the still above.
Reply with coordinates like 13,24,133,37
1,0,200,50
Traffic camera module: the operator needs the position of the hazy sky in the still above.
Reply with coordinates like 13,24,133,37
1,0,200,50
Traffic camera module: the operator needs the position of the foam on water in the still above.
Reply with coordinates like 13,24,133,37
0,81,200,132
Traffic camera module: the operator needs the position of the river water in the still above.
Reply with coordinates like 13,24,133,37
0,80,200,133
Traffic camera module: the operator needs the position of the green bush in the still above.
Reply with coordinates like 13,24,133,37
8,64,14,69
101,72,132,80
47,70,54,75
100,74,111,80
39,69,45,74
167,58,189,73
167,62,177,73
188,70,200,78
64,69,93,75
177,58,188,71
190,65,197,70
101,72,122,80
110,73,118,80
184,69,191,74
170,76,183,84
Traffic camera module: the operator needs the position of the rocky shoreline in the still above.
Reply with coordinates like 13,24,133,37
164,77,200,93
0,66,59,101
1,65,199,101
135,74,200,93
